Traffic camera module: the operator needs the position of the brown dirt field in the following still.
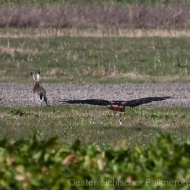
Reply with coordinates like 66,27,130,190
0,83,190,107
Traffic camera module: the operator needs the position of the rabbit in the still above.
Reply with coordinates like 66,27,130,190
31,72,48,106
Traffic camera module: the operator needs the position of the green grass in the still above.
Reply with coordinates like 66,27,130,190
1,28,190,83
1,105,190,149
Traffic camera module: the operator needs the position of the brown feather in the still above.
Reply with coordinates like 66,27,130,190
108,104,125,113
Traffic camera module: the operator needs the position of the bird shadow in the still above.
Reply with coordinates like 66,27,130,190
59,96,171,108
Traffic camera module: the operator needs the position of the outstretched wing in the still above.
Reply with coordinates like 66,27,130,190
122,96,171,107
60,99,110,106
59,97,171,111
60,97,171,107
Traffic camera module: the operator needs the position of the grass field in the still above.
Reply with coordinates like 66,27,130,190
1,28,190,148
0,105,189,149
1,3,190,188
1,26,190,190
1,28,190,83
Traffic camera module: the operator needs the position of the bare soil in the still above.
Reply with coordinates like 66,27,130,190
0,83,190,107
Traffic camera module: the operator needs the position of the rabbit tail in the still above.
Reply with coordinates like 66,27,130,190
39,92,48,106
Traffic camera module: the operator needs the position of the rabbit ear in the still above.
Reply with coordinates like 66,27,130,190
31,72,36,81
37,72,40,82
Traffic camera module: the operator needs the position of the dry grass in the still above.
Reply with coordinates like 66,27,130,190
0,3,190,30
2,28,190,39
0,44,37,57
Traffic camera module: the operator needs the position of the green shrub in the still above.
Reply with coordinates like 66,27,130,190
0,133,190,189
